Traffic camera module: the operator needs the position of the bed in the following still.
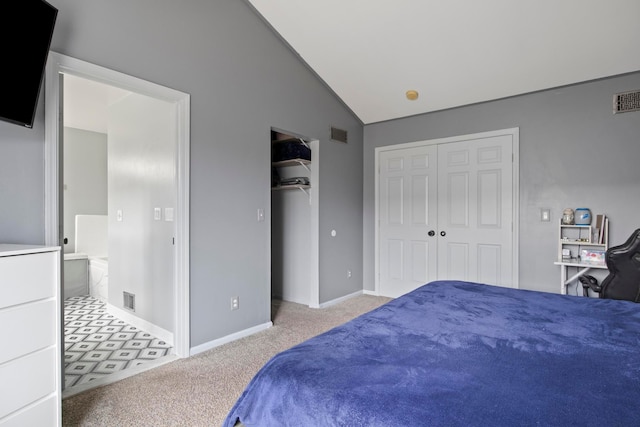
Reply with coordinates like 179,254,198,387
224,280,640,426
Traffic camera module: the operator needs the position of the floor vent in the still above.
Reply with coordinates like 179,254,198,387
330,126,348,143
123,292,135,311
613,89,640,114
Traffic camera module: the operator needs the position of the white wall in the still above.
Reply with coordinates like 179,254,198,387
108,92,175,332
62,127,107,253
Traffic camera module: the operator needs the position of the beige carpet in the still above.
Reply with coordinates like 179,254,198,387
62,294,392,426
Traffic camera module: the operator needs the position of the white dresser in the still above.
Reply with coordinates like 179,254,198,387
0,244,61,427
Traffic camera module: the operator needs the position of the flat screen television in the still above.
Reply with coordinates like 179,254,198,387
0,0,58,129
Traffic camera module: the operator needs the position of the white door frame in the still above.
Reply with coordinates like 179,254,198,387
43,52,191,357
374,127,520,294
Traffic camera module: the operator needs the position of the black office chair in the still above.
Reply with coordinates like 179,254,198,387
598,228,640,302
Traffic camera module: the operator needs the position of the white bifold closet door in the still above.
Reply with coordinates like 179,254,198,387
378,132,514,298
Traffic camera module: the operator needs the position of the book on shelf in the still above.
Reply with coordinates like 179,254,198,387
593,214,608,245
594,214,604,244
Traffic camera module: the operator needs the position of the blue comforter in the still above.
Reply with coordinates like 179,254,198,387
224,281,640,426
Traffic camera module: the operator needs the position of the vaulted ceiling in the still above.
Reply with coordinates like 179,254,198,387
246,0,640,124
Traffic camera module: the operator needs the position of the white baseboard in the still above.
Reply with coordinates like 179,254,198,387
106,303,174,346
316,289,363,309
363,289,378,296
189,321,273,356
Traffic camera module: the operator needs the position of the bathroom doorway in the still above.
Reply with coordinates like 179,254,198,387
44,53,190,394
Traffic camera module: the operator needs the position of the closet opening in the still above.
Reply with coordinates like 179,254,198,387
270,128,320,311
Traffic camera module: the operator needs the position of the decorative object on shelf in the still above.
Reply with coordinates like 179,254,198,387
561,208,575,225
574,208,592,225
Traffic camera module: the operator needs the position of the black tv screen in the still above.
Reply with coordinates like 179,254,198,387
0,0,58,129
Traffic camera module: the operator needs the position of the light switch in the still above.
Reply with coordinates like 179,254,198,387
164,208,174,222
154,208,162,221
541,208,551,222
257,208,265,222
117,209,123,222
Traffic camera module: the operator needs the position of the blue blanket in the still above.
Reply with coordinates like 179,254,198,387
224,281,640,426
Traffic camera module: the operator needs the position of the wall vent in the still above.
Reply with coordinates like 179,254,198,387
613,89,640,114
330,126,348,143
123,291,136,311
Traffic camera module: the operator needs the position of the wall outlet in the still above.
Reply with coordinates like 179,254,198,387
231,296,239,311
347,270,352,278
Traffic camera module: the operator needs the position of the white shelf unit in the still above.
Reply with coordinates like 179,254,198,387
555,220,609,295
558,222,608,263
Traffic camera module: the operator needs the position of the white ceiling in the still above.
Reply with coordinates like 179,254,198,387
63,74,130,134
247,0,640,124
64,1,640,130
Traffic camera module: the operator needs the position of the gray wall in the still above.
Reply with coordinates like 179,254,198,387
0,112,45,244
364,72,640,294
0,0,364,348
63,127,108,254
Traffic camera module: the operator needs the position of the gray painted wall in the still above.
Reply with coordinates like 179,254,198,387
4,0,633,351
0,111,45,244
0,0,364,348
364,72,640,295
63,127,108,254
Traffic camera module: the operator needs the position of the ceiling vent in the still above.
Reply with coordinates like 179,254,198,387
613,89,640,114
330,126,348,143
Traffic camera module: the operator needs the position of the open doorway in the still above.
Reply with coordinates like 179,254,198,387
44,53,190,396
270,128,320,309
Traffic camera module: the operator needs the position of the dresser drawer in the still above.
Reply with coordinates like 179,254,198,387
0,348,56,420
0,395,58,427
0,300,56,365
0,252,57,310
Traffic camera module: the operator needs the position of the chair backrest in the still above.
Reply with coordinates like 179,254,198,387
600,228,640,302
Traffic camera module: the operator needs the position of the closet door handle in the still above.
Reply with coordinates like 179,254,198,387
428,230,435,237
440,231,446,237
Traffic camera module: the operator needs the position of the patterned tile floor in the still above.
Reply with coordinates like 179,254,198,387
64,295,173,390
